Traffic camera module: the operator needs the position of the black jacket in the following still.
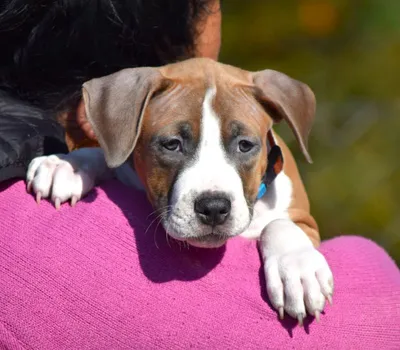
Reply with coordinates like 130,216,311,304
0,91,68,182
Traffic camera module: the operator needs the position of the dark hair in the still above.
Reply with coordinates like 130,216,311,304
0,0,213,111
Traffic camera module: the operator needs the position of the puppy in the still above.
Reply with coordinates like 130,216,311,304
26,58,333,324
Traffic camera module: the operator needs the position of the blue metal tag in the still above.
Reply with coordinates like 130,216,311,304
257,183,267,200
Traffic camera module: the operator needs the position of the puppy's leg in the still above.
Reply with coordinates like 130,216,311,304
259,135,333,324
26,148,112,209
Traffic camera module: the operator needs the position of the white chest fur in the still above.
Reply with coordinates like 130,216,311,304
241,171,293,239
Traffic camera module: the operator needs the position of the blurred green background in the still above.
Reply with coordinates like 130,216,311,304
219,0,400,262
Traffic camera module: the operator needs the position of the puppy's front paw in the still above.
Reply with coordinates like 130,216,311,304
264,247,333,325
26,154,95,209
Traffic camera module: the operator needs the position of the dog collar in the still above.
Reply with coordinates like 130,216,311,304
256,132,284,200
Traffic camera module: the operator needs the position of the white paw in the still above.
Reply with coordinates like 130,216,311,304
26,154,96,209
264,247,334,325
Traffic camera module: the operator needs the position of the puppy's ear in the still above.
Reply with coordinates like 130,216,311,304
82,67,167,168
252,70,316,163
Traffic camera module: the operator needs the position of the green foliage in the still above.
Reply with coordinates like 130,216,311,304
220,0,400,262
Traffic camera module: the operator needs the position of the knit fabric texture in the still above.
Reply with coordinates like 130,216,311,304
0,180,399,349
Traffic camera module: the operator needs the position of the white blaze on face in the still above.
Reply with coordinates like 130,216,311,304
166,87,251,240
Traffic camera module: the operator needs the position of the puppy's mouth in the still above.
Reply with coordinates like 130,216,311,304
185,233,228,248
166,225,229,248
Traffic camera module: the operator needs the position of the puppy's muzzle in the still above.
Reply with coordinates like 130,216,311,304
194,192,231,227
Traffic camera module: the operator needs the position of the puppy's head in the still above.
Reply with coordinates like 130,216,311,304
82,58,315,248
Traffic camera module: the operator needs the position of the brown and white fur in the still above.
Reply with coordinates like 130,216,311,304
26,58,333,325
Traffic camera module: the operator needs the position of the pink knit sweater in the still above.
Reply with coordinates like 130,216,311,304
0,180,399,349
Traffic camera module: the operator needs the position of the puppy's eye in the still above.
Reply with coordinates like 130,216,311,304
162,138,182,152
238,140,255,153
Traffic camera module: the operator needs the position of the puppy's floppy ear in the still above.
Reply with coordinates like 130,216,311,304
252,70,316,163
82,67,167,168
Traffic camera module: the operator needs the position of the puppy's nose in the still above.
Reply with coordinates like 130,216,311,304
194,195,231,226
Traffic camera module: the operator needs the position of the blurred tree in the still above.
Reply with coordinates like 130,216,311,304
220,0,400,262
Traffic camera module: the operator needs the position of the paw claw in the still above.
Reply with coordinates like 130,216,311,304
314,310,320,322
278,307,284,320
26,181,32,193
36,191,42,205
297,314,304,327
54,198,61,210
326,294,333,306
71,195,78,207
